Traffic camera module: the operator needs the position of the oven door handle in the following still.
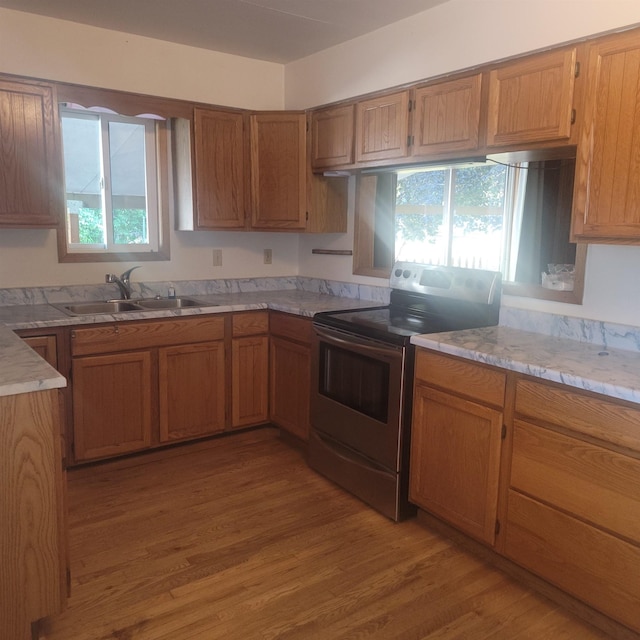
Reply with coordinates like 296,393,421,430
314,326,402,359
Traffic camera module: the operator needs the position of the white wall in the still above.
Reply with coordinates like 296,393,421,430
0,7,298,288
291,0,640,325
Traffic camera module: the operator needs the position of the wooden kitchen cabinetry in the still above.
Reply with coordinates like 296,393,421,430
21,334,58,368
189,107,246,230
1,388,66,640
269,311,313,441
572,30,640,242
310,104,355,170
231,311,269,428
410,350,507,546
355,90,411,164
249,112,307,230
0,76,62,228
504,377,640,633
486,47,579,148
411,73,483,157
70,316,226,462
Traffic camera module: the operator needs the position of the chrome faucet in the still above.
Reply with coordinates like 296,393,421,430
105,266,140,300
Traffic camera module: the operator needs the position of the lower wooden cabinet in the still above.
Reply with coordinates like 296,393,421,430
269,311,313,441
159,341,226,441
70,316,226,462
410,350,506,546
231,312,269,428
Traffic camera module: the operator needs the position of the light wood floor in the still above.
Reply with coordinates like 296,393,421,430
44,427,619,640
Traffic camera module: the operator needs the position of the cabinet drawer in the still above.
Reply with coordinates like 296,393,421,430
269,311,313,344
505,490,640,632
71,316,225,356
512,420,640,544
415,350,506,407
232,311,269,337
515,378,640,451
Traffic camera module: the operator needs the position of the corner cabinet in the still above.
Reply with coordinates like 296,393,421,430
486,47,579,148
572,30,640,242
249,112,307,230
410,350,506,546
190,107,246,230
0,76,62,227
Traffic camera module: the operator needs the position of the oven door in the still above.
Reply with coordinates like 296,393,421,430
310,324,405,472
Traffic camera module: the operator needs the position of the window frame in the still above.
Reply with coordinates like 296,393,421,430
55,86,175,264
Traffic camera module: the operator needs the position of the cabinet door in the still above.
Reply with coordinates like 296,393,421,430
355,90,410,163
412,74,483,156
232,336,269,428
486,48,577,147
22,335,58,368
249,112,306,230
410,384,503,545
158,341,226,442
572,31,640,241
269,335,311,441
311,104,355,169
192,108,245,229
0,77,62,227
72,351,153,461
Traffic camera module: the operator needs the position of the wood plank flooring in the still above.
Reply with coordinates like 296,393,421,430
44,428,620,640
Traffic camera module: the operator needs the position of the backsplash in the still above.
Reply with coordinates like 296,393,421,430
0,276,391,306
499,307,640,353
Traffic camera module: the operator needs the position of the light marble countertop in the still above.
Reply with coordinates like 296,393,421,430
0,291,380,398
411,325,640,405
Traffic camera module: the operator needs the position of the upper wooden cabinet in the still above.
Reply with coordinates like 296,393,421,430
486,48,579,148
355,90,411,163
0,76,62,228
411,73,483,157
310,104,355,170
191,107,246,230
572,30,640,242
249,112,307,230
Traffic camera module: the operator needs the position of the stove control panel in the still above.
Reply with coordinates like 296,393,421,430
390,262,501,305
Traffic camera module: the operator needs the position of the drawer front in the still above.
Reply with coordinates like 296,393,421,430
515,378,640,451
71,316,226,356
505,490,640,632
415,350,506,407
269,311,313,345
232,311,269,337
512,420,640,544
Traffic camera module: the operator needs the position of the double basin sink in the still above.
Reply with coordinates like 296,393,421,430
54,296,218,316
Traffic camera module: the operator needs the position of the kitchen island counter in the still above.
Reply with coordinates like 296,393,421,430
412,325,640,405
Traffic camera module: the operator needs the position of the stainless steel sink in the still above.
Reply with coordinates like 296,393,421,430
56,301,142,315
135,297,203,309
52,296,218,316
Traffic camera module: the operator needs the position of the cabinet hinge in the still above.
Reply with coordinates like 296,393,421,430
501,424,507,440
306,211,309,221
574,61,580,78
495,519,501,535
407,135,414,147
408,100,414,112
306,121,309,132
571,108,576,125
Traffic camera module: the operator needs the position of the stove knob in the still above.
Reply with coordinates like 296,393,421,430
403,270,411,278
394,268,403,277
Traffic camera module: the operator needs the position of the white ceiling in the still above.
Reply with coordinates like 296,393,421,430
0,0,450,63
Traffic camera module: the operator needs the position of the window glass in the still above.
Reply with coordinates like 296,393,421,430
60,107,160,256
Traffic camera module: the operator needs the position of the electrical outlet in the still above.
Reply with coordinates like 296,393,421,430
212,249,222,267
264,249,272,265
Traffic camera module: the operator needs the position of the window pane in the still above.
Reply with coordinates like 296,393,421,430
451,165,507,270
108,121,149,245
61,113,105,245
395,168,446,264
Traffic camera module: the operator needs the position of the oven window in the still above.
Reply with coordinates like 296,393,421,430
318,343,389,422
